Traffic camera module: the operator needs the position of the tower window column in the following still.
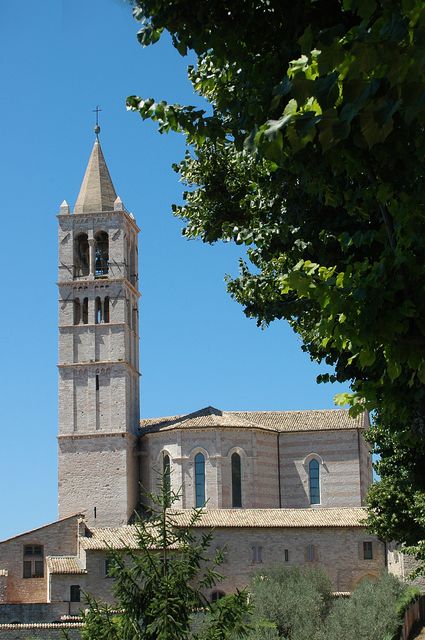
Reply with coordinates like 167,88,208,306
88,238,96,277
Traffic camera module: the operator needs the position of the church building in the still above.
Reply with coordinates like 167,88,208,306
0,134,391,636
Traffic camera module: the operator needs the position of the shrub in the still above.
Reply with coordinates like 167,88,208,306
395,584,421,619
246,566,333,640
317,573,404,640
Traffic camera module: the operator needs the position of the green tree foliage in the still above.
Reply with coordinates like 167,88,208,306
80,479,251,640
126,0,425,555
245,569,415,640
246,567,332,640
316,573,409,640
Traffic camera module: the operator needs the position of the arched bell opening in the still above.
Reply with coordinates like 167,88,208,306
94,231,109,276
74,233,89,277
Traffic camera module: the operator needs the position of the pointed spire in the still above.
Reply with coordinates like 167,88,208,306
74,140,117,214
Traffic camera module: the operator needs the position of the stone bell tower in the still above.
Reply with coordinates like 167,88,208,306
57,131,140,527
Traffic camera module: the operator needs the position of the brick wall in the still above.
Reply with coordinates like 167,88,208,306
279,429,365,508
201,526,385,595
141,427,369,510
58,433,138,527
0,517,78,604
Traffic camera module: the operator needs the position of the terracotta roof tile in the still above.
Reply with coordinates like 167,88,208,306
80,525,139,550
79,508,366,551
167,507,367,528
140,406,367,434
46,556,87,575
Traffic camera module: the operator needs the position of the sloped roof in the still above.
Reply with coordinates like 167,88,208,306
167,508,367,529
79,508,366,551
80,525,139,550
140,406,366,434
74,140,117,213
46,556,87,575
0,513,82,545
0,569,8,577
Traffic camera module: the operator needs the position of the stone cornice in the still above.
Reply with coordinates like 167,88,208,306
58,322,131,331
58,360,141,377
58,431,138,441
57,277,141,298
57,209,140,233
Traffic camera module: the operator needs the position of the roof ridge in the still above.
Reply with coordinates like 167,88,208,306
229,408,349,414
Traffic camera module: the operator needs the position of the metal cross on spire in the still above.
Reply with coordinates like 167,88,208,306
93,105,102,139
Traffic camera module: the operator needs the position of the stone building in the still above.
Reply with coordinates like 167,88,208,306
0,134,393,633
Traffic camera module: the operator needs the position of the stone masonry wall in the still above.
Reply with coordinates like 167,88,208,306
0,517,78,604
51,527,385,607
58,433,138,527
0,575,8,603
141,427,369,510
202,526,385,595
279,429,365,508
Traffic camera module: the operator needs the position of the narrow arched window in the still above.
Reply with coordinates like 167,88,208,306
95,297,102,324
74,233,89,277
194,453,206,508
309,459,320,504
73,298,81,325
104,296,110,323
82,298,88,324
94,231,109,276
163,454,171,507
231,452,242,508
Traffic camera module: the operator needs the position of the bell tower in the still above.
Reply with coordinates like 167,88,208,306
57,131,140,527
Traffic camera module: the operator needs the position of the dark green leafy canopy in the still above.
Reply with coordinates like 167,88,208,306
127,0,425,552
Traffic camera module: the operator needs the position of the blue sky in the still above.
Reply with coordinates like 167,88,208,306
0,0,349,540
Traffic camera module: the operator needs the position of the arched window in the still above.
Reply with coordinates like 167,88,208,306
104,296,110,323
95,297,102,324
94,231,109,276
82,298,88,325
194,453,206,508
309,459,320,504
74,233,89,277
73,298,81,325
163,454,171,507
231,452,242,508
